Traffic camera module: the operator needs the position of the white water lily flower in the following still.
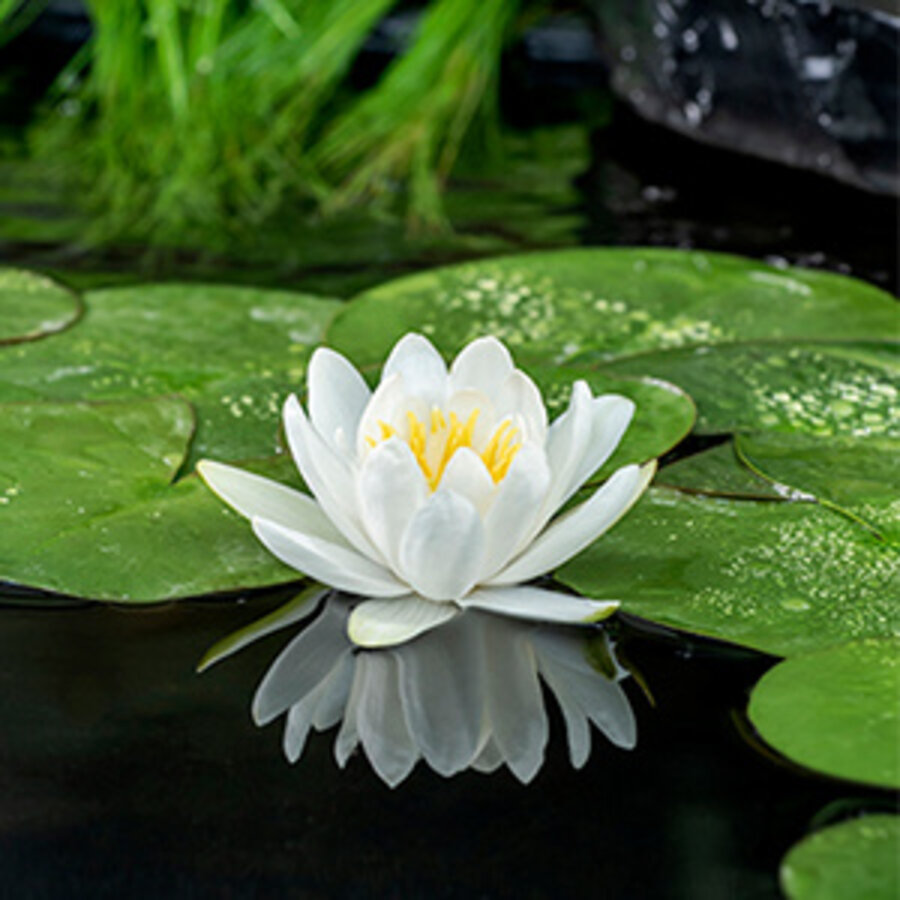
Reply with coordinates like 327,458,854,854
249,594,636,787
198,333,655,647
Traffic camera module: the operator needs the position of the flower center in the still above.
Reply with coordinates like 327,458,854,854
368,407,521,491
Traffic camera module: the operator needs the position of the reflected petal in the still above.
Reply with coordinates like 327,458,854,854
397,615,484,776
481,616,547,784
355,652,419,787
252,601,351,726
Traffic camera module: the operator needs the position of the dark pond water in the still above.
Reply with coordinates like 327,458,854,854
1,20,897,897
1,590,889,900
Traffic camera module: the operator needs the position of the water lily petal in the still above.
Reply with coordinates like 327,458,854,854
398,490,486,601
449,335,513,397
535,651,593,768
252,516,408,598
488,461,656,586
348,595,458,648
196,460,345,541
283,683,327,764
495,370,548,444
358,437,427,568
438,447,495,516
534,630,636,750
538,379,595,524
460,585,619,624
479,443,550,578
334,664,363,768
252,600,351,725
382,333,447,408
565,394,635,501
397,615,484,775
355,652,419,787
283,395,383,562
471,738,504,773
310,651,355,731
307,347,371,455
482,616,547,784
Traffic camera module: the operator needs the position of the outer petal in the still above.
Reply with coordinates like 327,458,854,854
381,333,447,409
197,460,344,541
307,346,371,455
283,395,383,562
478,443,550,579
487,461,656,586
398,490,486,601
396,615,484,776
565,394,635,500
535,380,595,531
358,437,427,569
252,600,351,725
448,336,513,397
459,585,619,625
347,595,458,648
252,516,409,598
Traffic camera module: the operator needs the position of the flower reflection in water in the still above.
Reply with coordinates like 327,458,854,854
238,590,636,787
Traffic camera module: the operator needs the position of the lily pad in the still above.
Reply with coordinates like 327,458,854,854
0,398,299,601
601,342,899,438
0,268,82,344
780,815,900,900
749,639,900,789
556,488,899,657
658,442,783,498
327,248,897,367
0,283,341,467
527,367,695,480
737,433,900,544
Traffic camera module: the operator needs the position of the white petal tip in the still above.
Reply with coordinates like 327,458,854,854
347,597,458,649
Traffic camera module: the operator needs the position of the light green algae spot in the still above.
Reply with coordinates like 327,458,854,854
328,248,897,369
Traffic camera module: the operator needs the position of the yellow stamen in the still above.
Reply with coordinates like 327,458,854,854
369,406,521,491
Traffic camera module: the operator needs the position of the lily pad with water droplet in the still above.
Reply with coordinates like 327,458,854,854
0,283,341,468
737,432,900,544
556,487,899,657
0,268,82,344
658,442,783,498
748,639,900,789
602,342,899,438
780,815,900,900
0,398,299,602
327,248,897,368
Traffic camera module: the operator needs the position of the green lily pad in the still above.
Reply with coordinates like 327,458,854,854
737,433,900,544
327,248,897,367
527,367,695,480
0,283,341,467
658,442,783,498
0,268,82,344
602,342,899,438
780,815,900,900
0,398,299,601
748,639,900,789
556,487,899,657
